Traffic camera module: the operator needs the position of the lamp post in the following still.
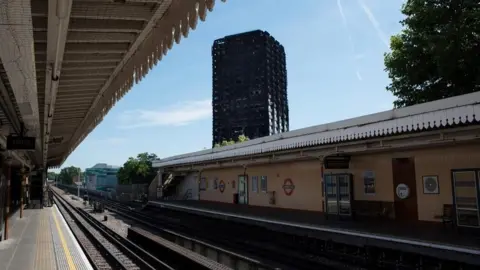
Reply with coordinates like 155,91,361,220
20,167,26,219
77,168,81,198
4,155,12,240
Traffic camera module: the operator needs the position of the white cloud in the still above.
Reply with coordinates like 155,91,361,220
357,0,390,48
117,99,211,129
336,0,348,28
337,1,366,82
336,0,355,53
356,71,363,81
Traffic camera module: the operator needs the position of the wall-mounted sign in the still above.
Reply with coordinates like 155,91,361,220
6,135,36,150
396,183,410,199
282,178,295,196
48,136,64,144
219,180,225,193
324,155,351,169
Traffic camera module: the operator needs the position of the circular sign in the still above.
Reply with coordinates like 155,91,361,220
424,177,438,193
396,183,410,199
218,180,225,193
282,178,295,196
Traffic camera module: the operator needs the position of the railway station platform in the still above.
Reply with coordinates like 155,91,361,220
150,200,480,266
0,205,93,270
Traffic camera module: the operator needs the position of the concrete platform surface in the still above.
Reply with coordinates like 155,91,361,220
0,206,93,270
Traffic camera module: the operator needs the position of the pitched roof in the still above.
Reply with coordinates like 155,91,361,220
153,92,480,168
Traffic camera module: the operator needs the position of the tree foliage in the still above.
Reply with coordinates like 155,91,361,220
213,134,250,148
47,171,58,181
58,166,81,185
384,0,480,108
117,152,158,184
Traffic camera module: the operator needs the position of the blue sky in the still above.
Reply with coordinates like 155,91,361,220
59,0,406,171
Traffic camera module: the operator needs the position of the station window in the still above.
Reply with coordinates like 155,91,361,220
260,176,268,192
251,176,258,192
363,171,376,195
199,178,207,191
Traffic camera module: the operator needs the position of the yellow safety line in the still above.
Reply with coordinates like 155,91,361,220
52,208,77,270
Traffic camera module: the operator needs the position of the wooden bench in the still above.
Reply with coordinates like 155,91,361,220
434,204,455,227
352,200,393,220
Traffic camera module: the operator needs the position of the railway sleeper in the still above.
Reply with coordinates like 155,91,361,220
65,190,479,270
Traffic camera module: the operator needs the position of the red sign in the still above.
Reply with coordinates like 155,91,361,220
283,178,295,196
219,180,225,193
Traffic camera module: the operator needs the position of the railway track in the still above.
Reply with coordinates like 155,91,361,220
101,199,361,270
57,186,480,270
59,188,364,269
53,192,174,270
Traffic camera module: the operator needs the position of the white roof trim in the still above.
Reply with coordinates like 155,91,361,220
153,92,480,168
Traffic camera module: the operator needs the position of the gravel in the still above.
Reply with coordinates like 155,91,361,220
60,193,133,238
56,194,140,270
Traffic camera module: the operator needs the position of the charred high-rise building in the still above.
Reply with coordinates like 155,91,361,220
212,30,288,147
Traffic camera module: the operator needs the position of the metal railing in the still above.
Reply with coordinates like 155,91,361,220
182,189,192,200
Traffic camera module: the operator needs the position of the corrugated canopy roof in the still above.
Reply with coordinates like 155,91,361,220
0,0,226,169
153,91,480,168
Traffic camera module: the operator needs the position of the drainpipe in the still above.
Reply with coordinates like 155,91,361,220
243,164,248,204
197,169,203,201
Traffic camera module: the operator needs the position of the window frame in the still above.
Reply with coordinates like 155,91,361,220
199,177,207,191
260,176,268,192
251,176,258,192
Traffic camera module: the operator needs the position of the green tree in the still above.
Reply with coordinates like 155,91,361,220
47,171,58,181
117,152,158,184
58,166,81,185
220,139,235,146
117,157,139,185
214,134,249,148
237,134,249,142
384,0,480,108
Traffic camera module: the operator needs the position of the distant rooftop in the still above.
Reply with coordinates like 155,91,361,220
90,163,120,169
214,29,271,43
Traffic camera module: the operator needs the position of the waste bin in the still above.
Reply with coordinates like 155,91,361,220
233,193,239,204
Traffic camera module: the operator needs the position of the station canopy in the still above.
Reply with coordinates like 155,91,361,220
0,0,224,169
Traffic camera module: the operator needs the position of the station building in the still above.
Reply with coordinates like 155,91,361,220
152,92,480,229
84,163,120,191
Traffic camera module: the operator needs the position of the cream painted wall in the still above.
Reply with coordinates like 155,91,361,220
198,142,480,222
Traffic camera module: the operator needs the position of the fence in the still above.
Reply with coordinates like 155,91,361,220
57,182,149,202
111,184,147,202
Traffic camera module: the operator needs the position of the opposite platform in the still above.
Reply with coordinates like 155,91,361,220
0,206,93,270
150,200,480,266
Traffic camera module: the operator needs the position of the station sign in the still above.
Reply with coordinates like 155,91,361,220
283,178,295,196
48,136,64,144
396,183,410,199
6,135,36,150
219,180,225,193
324,155,351,169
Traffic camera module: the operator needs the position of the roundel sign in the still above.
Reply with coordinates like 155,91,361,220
282,178,295,196
396,183,410,199
218,180,225,193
